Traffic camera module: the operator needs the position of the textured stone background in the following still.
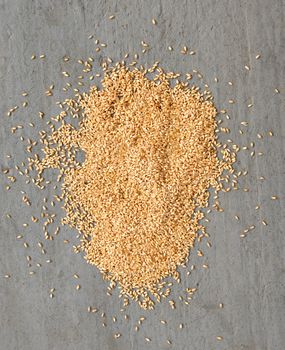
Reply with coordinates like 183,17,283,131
0,1,284,349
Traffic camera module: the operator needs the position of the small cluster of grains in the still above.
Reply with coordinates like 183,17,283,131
30,63,235,309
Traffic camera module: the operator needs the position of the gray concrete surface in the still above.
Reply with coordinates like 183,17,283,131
0,0,284,349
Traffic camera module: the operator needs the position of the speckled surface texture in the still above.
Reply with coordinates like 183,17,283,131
0,1,284,349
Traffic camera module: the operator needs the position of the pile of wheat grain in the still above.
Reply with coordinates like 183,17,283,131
33,64,234,309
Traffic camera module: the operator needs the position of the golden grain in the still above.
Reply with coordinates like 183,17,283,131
32,64,235,309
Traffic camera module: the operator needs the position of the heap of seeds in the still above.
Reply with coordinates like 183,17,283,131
31,64,235,308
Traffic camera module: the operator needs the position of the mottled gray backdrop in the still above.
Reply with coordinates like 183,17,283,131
0,1,284,349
